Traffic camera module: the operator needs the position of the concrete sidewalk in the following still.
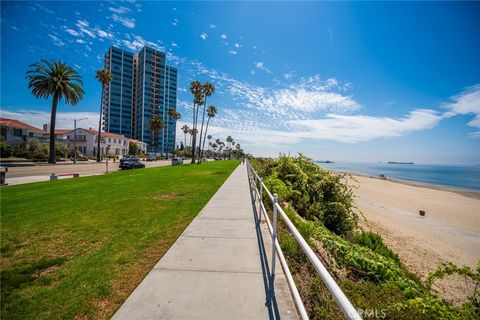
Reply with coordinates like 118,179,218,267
112,163,297,320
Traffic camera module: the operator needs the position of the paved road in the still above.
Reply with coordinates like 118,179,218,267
112,164,298,320
2,161,171,186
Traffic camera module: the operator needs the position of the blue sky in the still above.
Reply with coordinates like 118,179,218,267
1,1,480,164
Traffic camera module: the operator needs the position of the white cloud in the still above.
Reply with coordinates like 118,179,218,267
283,71,293,80
250,70,256,75
226,76,360,115
120,35,164,52
255,62,271,73
0,109,99,131
97,29,113,39
468,131,480,139
76,39,85,44
228,50,238,55
76,19,88,27
172,43,178,47
200,32,208,40
112,14,135,29
285,109,442,143
177,109,440,147
221,34,227,39
108,6,131,14
75,20,96,38
209,24,216,29
442,84,480,128
48,34,64,47
65,28,80,36
234,43,241,48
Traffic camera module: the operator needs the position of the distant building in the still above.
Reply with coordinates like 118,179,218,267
65,128,147,157
41,125,71,142
0,117,44,145
103,46,178,155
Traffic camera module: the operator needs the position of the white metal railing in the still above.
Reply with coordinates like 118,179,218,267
246,160,362,320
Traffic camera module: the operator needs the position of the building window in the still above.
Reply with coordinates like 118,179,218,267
108,138,111,143
13,128,22,136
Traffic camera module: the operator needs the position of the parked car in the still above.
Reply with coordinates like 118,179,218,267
171,157,184,166
119,160,145,170
146,156,157,162
120,155,138,163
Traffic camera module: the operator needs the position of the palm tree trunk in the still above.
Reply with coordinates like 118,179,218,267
191,102,197,164
164,124,167,158
48,92,59,164
97,85,104,162
152,131,156,156
198,98,207,163
200,117,210,160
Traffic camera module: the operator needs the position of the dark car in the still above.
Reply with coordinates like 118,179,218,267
146,156,157,162
171,157,184,166
119,160,145,170
120,155,138,163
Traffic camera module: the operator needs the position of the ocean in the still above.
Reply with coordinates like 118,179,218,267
316,162,480,191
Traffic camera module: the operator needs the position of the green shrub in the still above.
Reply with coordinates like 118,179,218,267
128,141,138,155
27,138,48,160
0,143,14,158
353,231,400,264
55,143,70,158
252,155,357,236
12,145,28,158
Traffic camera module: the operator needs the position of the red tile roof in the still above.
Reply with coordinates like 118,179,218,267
0,117,43,133
67,128,145,143
42,129,71,135
128,138,147,145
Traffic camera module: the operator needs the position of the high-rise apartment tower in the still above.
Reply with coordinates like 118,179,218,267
103,46,178,154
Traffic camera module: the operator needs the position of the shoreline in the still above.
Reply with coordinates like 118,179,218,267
350,171,480,304
326,168,480,200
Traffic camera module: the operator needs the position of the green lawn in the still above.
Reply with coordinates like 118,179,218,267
0,160,239,320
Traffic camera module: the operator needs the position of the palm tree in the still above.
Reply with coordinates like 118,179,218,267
190,81,204,164
189,128,198,158
95,68,112,162
200,105,217,160
226,136,233,159
198,82,215,163
26,59,84,164
148,114,164,156
181,124,190,147
207,135,212,149
166,108,181,157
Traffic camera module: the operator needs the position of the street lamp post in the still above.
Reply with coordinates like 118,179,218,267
73,118,88,164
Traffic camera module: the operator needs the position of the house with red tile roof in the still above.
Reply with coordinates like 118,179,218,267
0,117,45,146
64,128,146,157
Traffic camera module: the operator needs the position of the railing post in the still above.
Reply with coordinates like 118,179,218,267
271,193,278,284
259,177,263,222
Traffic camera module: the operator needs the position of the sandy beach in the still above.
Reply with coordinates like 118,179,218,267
351,175,480,304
